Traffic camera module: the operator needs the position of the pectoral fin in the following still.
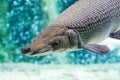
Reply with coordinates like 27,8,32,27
109,30,120,39
82,44,110,54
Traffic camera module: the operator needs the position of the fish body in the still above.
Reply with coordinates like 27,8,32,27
21,0,120,56
51,0,120,44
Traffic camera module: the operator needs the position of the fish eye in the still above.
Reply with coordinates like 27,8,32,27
53,41,60,47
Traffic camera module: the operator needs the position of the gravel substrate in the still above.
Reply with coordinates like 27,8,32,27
0,63,120,80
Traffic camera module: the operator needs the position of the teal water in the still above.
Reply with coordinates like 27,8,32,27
0,0,120,64
0,0,120,79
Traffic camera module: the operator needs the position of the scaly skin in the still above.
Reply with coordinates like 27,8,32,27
21,0,120,56
51,0,120,43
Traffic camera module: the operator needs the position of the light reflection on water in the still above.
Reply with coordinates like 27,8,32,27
0,0,120,64
0,0,120,79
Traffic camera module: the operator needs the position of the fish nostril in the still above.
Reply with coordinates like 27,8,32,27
21,47,31,53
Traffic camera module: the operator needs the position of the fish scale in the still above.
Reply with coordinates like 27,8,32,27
21,0,120,55
51,0,120,43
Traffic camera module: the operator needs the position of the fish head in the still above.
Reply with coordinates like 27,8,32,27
21,26,71,56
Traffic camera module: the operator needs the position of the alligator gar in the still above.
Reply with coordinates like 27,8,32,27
21,0,120,56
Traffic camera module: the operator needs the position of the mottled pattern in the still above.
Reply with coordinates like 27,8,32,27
0,63,120,80
51,0,120,43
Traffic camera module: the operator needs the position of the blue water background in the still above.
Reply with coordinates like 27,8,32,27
0,0,120,64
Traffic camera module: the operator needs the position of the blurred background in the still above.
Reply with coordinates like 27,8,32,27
0,0,120,80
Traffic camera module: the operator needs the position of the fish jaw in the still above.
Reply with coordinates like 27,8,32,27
21,44,53,56
30,45,53,56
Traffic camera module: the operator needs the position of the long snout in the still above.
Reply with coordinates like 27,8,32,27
21,43,53,56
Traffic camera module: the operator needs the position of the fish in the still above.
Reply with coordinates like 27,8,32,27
21,0,120,56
